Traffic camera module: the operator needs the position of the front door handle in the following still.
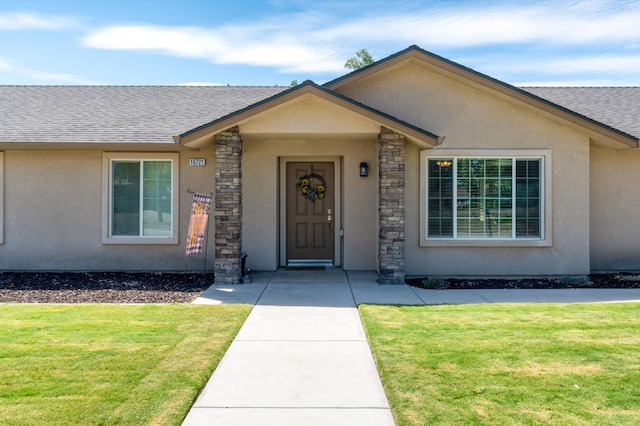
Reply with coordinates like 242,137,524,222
327,209,332,229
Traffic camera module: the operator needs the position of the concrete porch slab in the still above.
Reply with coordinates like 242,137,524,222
258,282,354,307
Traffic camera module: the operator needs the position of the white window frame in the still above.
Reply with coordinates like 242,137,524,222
102,153,179,244
420,149,552,247
0,152,3,244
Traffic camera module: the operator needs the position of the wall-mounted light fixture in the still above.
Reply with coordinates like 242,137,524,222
359,162,369,177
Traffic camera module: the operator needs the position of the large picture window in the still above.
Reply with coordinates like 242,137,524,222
421,151,550,246
102,153,179,244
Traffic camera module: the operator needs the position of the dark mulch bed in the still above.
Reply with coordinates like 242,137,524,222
406,273,640,290
0,272,214,303
3,271,639,303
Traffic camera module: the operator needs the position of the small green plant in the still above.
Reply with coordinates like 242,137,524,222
420,277,448,289
421,277,438,289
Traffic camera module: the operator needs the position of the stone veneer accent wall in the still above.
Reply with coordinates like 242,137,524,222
214,126,243,284
378,127,406,284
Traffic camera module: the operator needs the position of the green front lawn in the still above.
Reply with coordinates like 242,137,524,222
0,304,250,426
361,303,640,425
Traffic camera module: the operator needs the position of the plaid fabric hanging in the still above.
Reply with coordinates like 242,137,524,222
186,192,212,255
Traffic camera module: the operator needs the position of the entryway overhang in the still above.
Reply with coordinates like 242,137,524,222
173,80,443,149
176,81,439,285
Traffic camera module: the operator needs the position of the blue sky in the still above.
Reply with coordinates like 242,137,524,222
1,0,639,86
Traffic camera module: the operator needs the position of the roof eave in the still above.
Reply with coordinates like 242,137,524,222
0,141,194,151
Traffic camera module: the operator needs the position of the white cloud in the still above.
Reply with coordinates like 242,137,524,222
80,0,640,80
0,57,104,84
84,26,225,58
460,51,640,85
545,55,640,75
83,24,345,74
0,12,78,30
320,0,640,48
25,69,104,85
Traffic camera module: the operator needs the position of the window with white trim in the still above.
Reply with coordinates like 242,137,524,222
424,154,546,242
103,153,179,244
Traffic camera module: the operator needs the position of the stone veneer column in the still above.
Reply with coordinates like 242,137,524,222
214,126,243,284
378,127,406,284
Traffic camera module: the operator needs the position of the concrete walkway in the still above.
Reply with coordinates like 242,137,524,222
183,269,640,425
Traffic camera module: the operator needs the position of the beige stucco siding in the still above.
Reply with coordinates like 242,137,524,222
242,135,378,271
3,151,103,270
0,149,215,271
590,145,640,271
6,62,634,277
340,61,591,276
240,95,381,135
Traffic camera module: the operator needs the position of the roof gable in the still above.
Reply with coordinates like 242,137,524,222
177,80,442,148
239,93,381,134
325,45,639,148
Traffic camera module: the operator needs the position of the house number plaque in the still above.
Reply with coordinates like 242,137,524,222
189,158,206,167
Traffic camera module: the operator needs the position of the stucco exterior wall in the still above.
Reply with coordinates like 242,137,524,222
590,145,640,272
5,61,631,278
241,135,378,271
0,148,216,271
339,62,591,277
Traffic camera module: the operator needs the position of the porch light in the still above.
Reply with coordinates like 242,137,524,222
359,162,369,177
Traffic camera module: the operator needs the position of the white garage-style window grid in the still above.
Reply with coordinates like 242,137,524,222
420,149,552,247
102,153,179,244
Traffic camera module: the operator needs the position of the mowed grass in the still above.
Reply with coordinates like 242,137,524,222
360,303,640,425
0,304,250,425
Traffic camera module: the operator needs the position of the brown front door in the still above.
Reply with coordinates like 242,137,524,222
286,162,334,263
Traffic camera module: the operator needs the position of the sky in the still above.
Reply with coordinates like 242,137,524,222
0,0,639,87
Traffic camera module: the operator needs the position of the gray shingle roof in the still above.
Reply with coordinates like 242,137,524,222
0,85,638,145
0,86,286,143
522,87,640,140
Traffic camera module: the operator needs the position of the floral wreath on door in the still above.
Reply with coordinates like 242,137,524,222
296,173,326,202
